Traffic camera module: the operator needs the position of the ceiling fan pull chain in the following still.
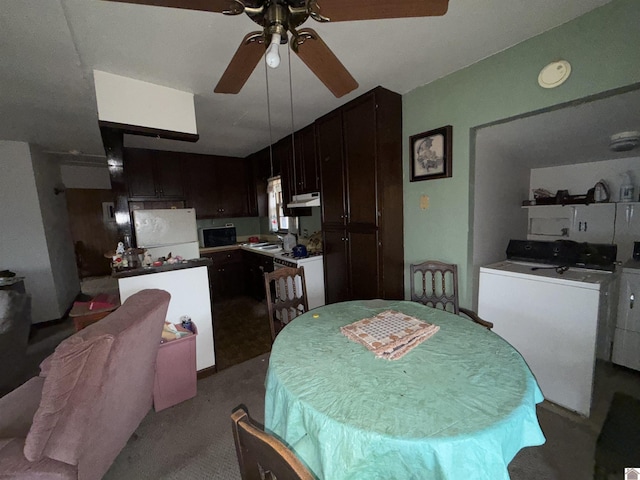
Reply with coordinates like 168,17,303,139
265,57,275,179
288,42,296,176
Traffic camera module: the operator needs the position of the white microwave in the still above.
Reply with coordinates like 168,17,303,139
198,226,237,248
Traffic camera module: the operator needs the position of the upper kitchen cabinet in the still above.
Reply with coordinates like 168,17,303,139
318,87,404,304
124,148,186,200
293,124,319,195
525,203,615,244
184,154,251,219
247,147,269,218
316,110,346,225
273,136,295,217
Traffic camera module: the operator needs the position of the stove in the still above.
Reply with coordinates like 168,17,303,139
273,251,323,268
273,252,325,309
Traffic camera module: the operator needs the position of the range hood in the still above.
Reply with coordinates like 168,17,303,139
287,192,320,208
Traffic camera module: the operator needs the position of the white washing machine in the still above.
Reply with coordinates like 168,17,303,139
612,260,640,371
478,241,617,417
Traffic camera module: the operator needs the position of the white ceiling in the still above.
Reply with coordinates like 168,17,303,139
0,0,616,163
476,88,640,168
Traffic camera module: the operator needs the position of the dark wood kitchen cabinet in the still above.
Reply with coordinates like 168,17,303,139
124,148,186,200
247,147,280,217
273,127,317,217
318,87,404,304
244,250,274,300
293,124,319,195
273,136,295,217
202,249,245,301
184,154,251,218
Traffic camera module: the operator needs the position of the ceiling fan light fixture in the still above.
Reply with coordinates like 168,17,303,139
266,33,282,68
609,131,640,152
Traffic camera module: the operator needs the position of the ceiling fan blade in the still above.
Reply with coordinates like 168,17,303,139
310,0,449,22
214,32,265,94
103,0,244,14
294,29,358,98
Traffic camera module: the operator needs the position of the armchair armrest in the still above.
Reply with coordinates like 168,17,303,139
0,376,44,438
459,307,494,330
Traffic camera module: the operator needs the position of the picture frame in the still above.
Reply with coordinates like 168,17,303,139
409,125,452,182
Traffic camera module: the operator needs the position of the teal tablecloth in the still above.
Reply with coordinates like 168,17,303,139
264,300,546,480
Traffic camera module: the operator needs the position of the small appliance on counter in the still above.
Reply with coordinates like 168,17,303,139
198,225,237,248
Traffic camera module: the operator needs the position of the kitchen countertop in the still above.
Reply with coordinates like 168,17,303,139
200,244,283,258
112,258,213,279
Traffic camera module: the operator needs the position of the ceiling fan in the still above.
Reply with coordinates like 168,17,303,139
105,0,449,98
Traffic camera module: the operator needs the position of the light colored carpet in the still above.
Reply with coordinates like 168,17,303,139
104,353,269,480
104,353,640,480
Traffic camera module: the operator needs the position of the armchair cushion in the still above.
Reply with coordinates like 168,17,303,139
24,335,113,463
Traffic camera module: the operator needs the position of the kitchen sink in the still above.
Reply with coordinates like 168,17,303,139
245,242,283,252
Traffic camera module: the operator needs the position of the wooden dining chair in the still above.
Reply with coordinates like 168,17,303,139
410,260,493,329
231,406,314,480
264,267,309,342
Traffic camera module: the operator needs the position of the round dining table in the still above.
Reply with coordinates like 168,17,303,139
264,300,546,480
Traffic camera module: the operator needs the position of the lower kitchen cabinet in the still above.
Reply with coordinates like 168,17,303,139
244,250,274,301
322,228,349,304
612,263,640,371
202,250,245,301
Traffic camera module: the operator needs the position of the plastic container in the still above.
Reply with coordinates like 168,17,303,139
620,172,635,202
153,322,198,412
283,233,296,253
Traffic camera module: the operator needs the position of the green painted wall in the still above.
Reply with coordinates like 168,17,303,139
402,0,640,305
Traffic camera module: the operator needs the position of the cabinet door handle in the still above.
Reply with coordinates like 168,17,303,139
631,293,635,309
584,221,587,232
578,221,582,231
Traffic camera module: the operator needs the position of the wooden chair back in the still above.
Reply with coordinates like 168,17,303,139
264,267,309,342
410,260,461,313
231,406,314,480
410,260,493,329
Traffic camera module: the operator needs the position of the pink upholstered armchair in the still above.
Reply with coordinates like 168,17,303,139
0,288,171,479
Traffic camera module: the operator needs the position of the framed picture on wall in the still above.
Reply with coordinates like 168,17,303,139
410,125,453,182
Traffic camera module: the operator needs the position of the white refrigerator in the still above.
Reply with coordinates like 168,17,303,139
133,208,200,260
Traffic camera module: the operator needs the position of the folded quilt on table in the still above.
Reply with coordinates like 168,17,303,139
340,310,439,360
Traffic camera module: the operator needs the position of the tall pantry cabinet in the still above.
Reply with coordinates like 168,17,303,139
318,87,404,303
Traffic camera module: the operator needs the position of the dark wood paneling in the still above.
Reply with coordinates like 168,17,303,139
66,189,120,278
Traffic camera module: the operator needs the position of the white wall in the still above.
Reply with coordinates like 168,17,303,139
60,163,111,189
530,157,640,202
31,146,80,319
94,70,197,135
471,134,530,308
0,141,80,323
